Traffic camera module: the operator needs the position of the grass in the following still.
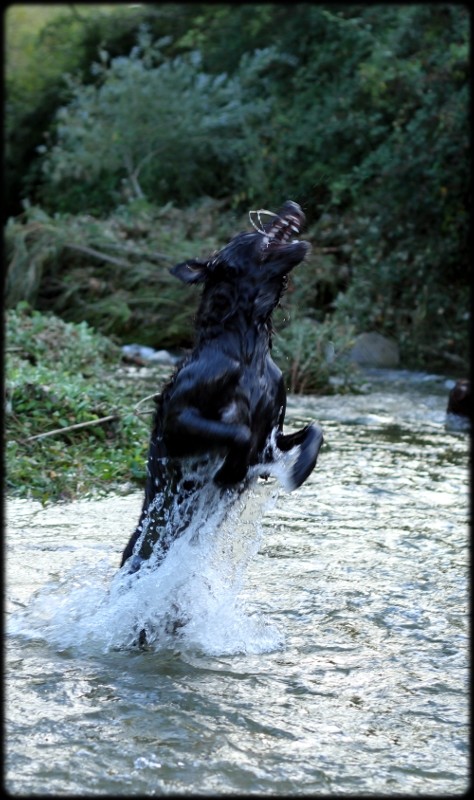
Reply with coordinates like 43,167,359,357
5,303,172,503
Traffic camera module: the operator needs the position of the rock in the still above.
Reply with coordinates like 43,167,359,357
349,332,400,368
447,378,471,417
148,349,178,365
122,344,155,361
121,344,178,365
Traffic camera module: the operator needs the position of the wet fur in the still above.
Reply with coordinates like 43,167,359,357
121,201,323,575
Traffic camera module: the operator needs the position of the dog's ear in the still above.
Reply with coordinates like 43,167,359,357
170,259,208,284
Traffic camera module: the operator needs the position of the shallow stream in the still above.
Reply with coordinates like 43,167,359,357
5,370,469,795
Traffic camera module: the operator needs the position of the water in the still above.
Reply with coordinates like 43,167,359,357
5,370,469,795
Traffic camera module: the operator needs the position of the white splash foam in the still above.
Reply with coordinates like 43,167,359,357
8,479,285,656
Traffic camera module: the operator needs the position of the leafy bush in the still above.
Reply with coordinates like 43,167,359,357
4,3,163,219
5,303,354,504
270,5,470,368
5,4,470,374
37,28,293,212
4,200,235,348
4,201,357,377
5,304,172,502
273,313,356,394
5,300,118,372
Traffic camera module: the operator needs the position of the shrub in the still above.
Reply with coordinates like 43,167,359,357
4,201,235,348
273,313,356,395
5,304,172,502
37,29,293,212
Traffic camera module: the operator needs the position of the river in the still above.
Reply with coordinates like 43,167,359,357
5,369,469,795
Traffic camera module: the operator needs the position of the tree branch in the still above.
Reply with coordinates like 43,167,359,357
64,243,130,268
24,414,120,442
98,242,173,263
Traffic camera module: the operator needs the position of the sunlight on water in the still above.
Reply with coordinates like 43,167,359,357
5,371,469,796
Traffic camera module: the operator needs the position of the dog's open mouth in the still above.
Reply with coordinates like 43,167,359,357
266,213,302,243
250,201,305,245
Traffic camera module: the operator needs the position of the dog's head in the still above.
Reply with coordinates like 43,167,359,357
170,201,310,327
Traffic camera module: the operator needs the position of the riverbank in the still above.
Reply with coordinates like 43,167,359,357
5,303,358,502
5,305,174,502
5,304,464,504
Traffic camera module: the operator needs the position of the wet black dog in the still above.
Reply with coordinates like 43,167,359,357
120,201,323,575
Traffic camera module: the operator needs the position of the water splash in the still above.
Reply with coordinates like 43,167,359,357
8,476,285,656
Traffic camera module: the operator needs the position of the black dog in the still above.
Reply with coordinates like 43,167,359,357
120,201,323,576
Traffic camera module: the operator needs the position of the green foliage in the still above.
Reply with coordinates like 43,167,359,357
5,300,118,372
5,305,172,502
4,199,240,348
3,200,357,372
273,314,357,395
4,303,353,503
5,4,141,218
37,29,292,211
322,5,470,368
271,4,469,370
4,3,470,376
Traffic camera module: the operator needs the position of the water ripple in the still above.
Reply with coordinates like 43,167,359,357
5,374,469,795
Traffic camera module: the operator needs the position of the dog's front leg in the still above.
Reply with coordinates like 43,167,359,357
166,406,252,486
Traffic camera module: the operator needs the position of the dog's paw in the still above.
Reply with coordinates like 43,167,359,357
275,424,323,491
289,424,323,490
